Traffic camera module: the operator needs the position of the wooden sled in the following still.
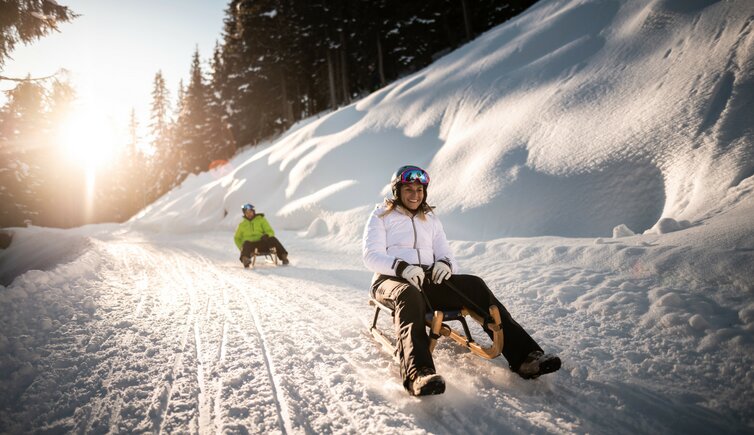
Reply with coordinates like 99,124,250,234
368,296,504,360
250,247,278,268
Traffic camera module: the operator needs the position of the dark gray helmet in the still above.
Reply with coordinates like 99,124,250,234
391,165,430,200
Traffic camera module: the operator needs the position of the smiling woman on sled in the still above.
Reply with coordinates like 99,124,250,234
361,165,561,396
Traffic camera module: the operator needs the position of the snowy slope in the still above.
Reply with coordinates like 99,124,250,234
1,0,753,433
135,0,754,241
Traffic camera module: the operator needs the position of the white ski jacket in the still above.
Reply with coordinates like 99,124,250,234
362,202,457,277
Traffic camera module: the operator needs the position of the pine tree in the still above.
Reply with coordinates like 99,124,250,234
231,0,278,145
207,42,235,162
0,79,48,227
217,0,247,147
0,0,78,69
147,70,174,202
174,48,211,175
122,108,143,217
173,79,187,182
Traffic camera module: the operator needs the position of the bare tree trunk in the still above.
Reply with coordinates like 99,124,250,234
460,0,472,41
339,32,349,103
280,73,293,127
377,37,386,86
327,51,338,109
294,80,301,120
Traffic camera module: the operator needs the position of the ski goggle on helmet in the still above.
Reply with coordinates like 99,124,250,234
241,203,255,212
394,165,430,186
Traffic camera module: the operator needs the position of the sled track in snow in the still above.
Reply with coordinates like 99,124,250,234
213,267,293,435
76,246,156,434
84,239,475,434
212,282,229,435
155,309,194,435
143,251,197,434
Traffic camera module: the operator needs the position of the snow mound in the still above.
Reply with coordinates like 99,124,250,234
304,218,329,238
613,224,636,238
646,217,692,235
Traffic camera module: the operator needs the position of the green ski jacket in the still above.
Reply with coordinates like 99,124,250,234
234,214,275,250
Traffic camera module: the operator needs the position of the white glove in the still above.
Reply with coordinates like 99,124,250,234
431,261,451,284
401,265,425,289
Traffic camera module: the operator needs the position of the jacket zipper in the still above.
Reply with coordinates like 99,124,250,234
410,214,421,265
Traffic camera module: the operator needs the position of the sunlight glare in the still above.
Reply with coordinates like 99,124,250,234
57,102,124,222
59,105,121,170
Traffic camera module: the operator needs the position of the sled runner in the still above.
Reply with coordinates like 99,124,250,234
368,293,504,360
250,247,279,268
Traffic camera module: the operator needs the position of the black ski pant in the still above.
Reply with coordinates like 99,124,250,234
240,238,288,262
371,272,543,389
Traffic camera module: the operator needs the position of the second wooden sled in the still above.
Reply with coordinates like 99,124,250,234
250,247,278,268
368,297,504,360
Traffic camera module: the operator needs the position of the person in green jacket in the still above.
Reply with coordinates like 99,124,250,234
234,203,290,267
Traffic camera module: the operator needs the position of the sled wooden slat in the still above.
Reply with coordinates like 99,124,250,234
441,306,503,359
369,299,399,360
251,247,278,268
428,311,444,353
369,297,504,360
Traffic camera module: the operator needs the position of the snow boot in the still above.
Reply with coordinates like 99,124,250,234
408,368,445,396
517,351,561,379
241,256,251,268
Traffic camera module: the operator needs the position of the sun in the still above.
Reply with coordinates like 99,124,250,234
58,104,121,170
56,102,125,221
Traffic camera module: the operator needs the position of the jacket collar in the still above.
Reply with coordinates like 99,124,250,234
395,204,421,218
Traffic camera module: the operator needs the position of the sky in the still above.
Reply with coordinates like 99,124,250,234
1,0,228,143
1,0,753,433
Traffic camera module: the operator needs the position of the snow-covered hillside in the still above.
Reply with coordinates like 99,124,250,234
2,0,753,433
137,0,753,240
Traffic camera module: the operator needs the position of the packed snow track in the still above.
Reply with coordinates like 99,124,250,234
0,230,749,434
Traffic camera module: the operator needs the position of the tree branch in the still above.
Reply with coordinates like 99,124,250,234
0,73,58,82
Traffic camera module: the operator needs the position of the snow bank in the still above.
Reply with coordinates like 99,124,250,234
0,238,105,412
0,227,92,286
